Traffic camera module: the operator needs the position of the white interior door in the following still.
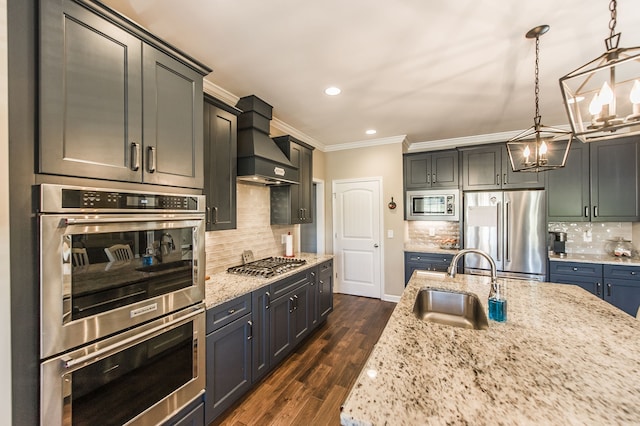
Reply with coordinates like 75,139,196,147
333,178,382,299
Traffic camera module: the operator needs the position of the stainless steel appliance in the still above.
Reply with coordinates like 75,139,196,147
406,189,460,221
464,190,546,281
551,231,567,257
38,184,206,425
227,256,307,278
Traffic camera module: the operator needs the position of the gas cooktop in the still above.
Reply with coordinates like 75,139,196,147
227,256,307,278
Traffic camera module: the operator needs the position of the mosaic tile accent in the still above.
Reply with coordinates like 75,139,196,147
548,222,634,255
205,182,298,275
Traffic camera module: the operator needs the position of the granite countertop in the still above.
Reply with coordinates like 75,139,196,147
204,253,333,309
340,272,640,425
549,253,640,266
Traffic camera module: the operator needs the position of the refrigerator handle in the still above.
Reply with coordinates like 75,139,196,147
505,200,510,262
496,201,502,262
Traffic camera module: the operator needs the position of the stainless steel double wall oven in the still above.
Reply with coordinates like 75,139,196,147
39,184,207,426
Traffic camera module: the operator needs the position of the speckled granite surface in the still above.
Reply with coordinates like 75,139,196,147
204,253,333,309
404,244,459,255
340,272,640,425
549,253,640,266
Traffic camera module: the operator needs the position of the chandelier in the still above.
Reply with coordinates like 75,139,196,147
507,25,573,172
559,0,640,142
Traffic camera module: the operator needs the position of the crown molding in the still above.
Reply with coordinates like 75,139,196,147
324,135,407,152
203,79,239,108
405,124,573,152
270,117,326,151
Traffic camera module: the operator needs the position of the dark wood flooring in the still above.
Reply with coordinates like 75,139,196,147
210,293,396,426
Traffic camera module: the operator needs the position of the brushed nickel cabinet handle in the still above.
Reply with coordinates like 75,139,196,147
131,142,140,171
148,146,156,173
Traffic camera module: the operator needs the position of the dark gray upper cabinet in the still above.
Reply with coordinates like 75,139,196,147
204,96,239,231
271,136,314,224
461,144,544,190
39,0,210,188
546,142,591,221
403,150,459,189
590,137,640,222
547,136,640,222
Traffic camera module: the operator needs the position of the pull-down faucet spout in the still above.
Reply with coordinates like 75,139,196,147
447,248,498,295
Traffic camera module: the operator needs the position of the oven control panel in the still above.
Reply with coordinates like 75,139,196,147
60,189,198,210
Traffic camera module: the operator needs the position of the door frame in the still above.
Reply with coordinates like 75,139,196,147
313,178,325,255
332,177,384,298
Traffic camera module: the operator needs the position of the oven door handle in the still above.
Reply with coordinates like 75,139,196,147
64,215,205,225
62,306,205,370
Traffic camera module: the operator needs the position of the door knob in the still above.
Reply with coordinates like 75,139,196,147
374,243,379,248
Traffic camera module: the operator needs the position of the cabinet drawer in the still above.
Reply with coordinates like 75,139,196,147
319,260,333,273
549,261,603,278
206,294,251,334
604,264,640,281
270,269,310,300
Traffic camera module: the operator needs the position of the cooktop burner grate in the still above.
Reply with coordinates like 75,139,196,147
227,256,307,278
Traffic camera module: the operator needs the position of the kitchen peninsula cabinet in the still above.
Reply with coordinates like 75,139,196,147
461,144,544,190
403,150,459,189
549,261,640,316
404,251,456,285
318,260,334,320
271,135,314,224
547,136,640,222
39,0,209,188
205,295,252,424
204,96,239,230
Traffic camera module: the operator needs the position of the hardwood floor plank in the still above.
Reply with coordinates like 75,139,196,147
210,294,396,426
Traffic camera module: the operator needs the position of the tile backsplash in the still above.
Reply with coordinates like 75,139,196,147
405,221,461,248
548,222,635,255
205,182,298,275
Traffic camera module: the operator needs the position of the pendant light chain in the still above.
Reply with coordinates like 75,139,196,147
609,0,617,38
534,34,540,124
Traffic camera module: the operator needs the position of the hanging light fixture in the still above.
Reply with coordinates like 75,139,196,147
559,0,640,142
507,25,573,172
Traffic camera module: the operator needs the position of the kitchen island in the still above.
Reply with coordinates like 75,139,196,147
340,272,640,425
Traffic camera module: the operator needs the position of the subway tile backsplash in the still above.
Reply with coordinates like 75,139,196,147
205,182,298,275
548,222,634,255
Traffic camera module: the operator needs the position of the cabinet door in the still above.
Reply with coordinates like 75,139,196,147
143,44,204,188
604,279,640,316
205,314,252,424
546,142,591,222
204,101,237,230
431,151,459,188
318,261,334,320
308,269,319,328
251,288,271,383
404,153,431,189
269,293,294,366
590,137,640,222
291,283,310,342
461,146,501,190
40,0,142,182
300,145,314,222
502,146,545,189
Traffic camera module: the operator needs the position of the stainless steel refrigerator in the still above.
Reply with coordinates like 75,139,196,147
464,190,546,281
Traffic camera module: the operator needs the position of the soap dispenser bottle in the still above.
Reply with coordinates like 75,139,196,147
488,281,507,322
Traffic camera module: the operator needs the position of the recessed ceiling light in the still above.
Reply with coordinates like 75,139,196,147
325,87,341,96
366,129,377,135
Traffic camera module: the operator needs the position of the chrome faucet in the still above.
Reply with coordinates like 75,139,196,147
447,248,498,294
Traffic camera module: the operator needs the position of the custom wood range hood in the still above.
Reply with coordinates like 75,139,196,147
236,95,300,185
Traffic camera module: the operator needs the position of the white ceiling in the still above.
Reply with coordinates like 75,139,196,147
102,0,640,150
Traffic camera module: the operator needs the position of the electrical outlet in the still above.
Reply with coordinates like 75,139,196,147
387,230,394,238
281,234,287,244
583,230,592,242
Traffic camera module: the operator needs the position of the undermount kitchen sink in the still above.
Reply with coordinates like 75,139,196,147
413,287,489,330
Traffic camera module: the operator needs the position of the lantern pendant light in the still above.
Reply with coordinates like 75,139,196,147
507,25,573,173
559,0,640,142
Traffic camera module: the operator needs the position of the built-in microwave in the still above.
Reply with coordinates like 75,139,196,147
405,189,460,221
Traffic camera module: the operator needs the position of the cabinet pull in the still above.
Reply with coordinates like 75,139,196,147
584,206,589,218
432,173,436,183
573,267,578,271
228,309,236,315
310,271,316,277
289,297,294,313
213,207,218,224
247,320,253,340
131,142,140,171
593,206,598,217
596,282,601,296
265,291,271,309
503,173,507,185
299,208,304,220
293,294,299,310
427,173,431,184
631,271,637,276
319,280,323,293
148,146,156,173
496,174,500,185
606,283,611,297
206,207,212,225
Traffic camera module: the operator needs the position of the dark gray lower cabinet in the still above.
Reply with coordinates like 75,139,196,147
549,261,640,316
205,262,333,423
205,296,252,425
404,251,455,285
163,400,204,426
